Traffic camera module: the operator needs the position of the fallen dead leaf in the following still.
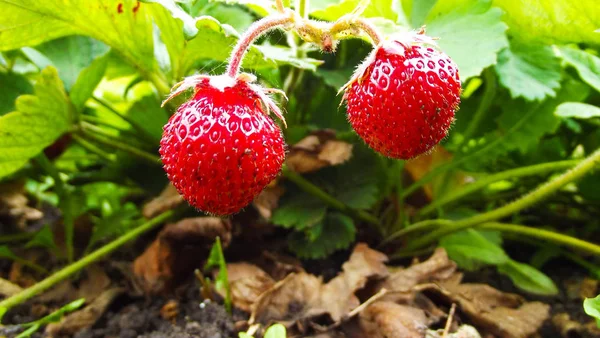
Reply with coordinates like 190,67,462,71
35,280,76,304
0,277,23,297
250,243,389,327
552,313,583,338
286,132,353,174
133,217,231,293
429,281,550,338
45,287,124,336
261,251,304,281
380,248,456,300
426,324,481,338
216,263,275,312
0,182,43,229
161,299,179,322
142,183,184,218
359,301,430,338
321,243,389,321
76,265,111,302
252,184,285,220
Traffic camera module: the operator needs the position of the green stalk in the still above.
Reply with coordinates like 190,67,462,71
81,122,145,148
0,232,35,244
80,129,161,165
71,134,117,163
281,166,384,235
298,0,308,18
404,148,600,250
91,97,156,143
34,154,65,197
479,222,600,255
380,219,453,246
418,159,581,217
0,211,175,317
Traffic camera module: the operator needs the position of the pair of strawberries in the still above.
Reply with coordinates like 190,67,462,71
159,36,461,216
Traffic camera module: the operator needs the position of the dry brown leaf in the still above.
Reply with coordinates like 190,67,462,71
45,287,124,335
261,251,304,281
0,182,43,229
218,263,275,312
133,217,231,293
250,243,389,326
0,277,22,297
426,325,481,338
142,183,184,218
286,132,353,174
321,243,389,321
76,265,111,302
430,282,549,338
381,248,457,294
552,313,583,338
35,281,77,304
253,185,285,220
161,300,179,322
359,301,429,338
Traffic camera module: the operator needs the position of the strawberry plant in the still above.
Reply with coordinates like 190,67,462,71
0,0,599,336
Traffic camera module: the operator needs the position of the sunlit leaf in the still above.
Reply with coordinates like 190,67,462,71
497,259,558,296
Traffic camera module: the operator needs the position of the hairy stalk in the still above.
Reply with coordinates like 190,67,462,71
418,159,581,217
72,134,117,163
275,0,285,12
381,219,452,247
0,211,175,318
480,222,600,255
281,166,384,236
80,129,161,165
226,13,295,77
330,16,382,46
404,148,600,250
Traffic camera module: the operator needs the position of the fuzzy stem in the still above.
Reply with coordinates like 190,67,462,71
281,166,384,235
479,222,600,256
404,148,600,250
380,219,452,247
80,129,161,165
352,18,382,45
330,16,383,46
226,13,294,77
275,0,285,13
417,159,581,217
71,134,117,163
0,211,175,317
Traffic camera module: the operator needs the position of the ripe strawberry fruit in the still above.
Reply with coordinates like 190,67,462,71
343,33,461,159
159,75,286,215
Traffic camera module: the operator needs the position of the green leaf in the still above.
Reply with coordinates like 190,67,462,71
239,333,254,338
315,68,354,90
497,259,558,296
584,295,600,327
0,67,72,179
408,0,438,27
492,0,600,45
88,202,140,250
34,36,109,91
555,102,600,119
272,191,327,230
204,237,232,314
264,324,287,338
210,0,275,17
70,53,109,111
255,45,324,72
15,298,86,337
425,0,508,80
558,46,600,93
141,0,199,38
458,78,589,170
288,213,356,259
495,40,562,101
0,245,18,260
0,1,155,76
440,229,509,271
25,225,58,253
203,3,257,32
127,94,170,142
0,72,33,116
311,0,398,22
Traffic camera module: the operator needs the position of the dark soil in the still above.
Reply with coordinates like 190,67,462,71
71,280,242,338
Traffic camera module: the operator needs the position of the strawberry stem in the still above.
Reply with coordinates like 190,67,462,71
226,12,295,78
330,16,382,46
0,210,176,318
402,147,600,250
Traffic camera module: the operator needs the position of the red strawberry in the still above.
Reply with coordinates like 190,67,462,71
159,74,286,215
343,33,461,159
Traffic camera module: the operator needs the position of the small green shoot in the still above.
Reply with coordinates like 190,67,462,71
204,237,232,314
